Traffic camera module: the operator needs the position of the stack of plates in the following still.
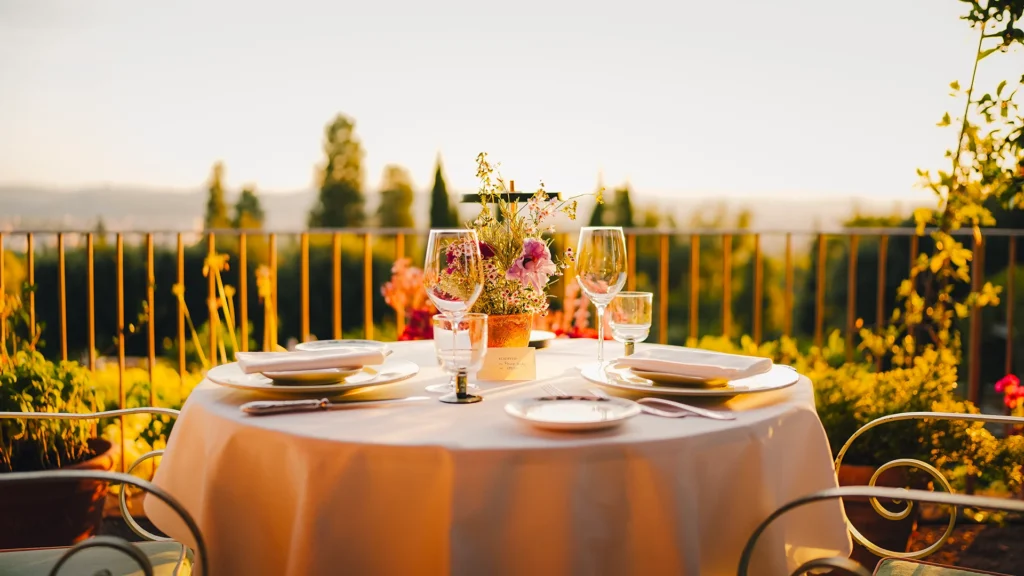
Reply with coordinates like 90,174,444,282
582,362,800,397
207,341,419,396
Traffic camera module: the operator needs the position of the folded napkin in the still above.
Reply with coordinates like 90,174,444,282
235,349,387,374
617,347,772,381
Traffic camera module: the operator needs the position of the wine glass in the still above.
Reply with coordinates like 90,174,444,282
432,313,488,404
423,229,485,400
609,292,653,357
576,226,627,365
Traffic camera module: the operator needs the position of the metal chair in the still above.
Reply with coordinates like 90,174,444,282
738,411,1024,575
0,408,207,576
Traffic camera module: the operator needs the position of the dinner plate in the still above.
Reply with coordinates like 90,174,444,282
581,363,799,397
260,367,363,386
294,339,391,353
207,359,419,396
529,330,557,349
504,396,640,431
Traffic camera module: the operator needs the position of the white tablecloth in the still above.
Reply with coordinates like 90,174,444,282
146,340,851,576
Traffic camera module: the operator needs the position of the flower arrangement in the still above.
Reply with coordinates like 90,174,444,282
382,258,437,340
437,153,599,318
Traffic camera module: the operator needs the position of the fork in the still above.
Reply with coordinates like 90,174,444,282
588,387,736,421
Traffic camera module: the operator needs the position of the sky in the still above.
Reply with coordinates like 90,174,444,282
0,0,1021,202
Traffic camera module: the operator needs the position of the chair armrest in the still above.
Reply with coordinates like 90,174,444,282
0,470,207,576
738,486,1024,576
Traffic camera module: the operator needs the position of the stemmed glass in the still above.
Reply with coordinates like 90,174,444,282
432,314,488,404
609,292,653,357
576,226,627,365
423,229,485,403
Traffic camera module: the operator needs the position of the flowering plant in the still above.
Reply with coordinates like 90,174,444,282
996,374,1024,416
382,259,437,340
438,153,600,317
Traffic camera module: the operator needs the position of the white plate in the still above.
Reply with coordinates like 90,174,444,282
529,330,557,349
504,396,640,431
207,359,419,396
294,339,391,353
260,367,363,385
581,363,799,397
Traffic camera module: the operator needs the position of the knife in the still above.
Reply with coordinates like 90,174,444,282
241,396,430,415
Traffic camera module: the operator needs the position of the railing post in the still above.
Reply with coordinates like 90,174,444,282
58,233,67,361
146,233,156,407
27,233,34,346
239,234,248,352
332,232,342,340
627,234,637,292
207,233,217,365
1006,238,1016,378
116,233,126,472
395,233,405,337
658,234,669,344
815,234,826,348
876,235,889,371
753,234,763,345
176,233,185,390
722,234,732,337
784,233,793,338
364,233,373,340
689,235,699,345
969,234,984,403
846,235,858,362
300,232,310,342
87,233,96,371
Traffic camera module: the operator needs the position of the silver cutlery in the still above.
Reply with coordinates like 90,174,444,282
241,396,430,415
587,387,736,421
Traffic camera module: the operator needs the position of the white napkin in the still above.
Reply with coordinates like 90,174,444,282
235,349,387,374
616,347,772,381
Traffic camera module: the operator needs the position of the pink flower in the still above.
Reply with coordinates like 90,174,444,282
507,238,557,292
996,374,1019,393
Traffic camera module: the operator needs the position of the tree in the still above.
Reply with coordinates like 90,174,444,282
612,185,635,227
429,156,459,227
376,165,415,228
204,161,231,229
233,186,265,229
308,114,365,228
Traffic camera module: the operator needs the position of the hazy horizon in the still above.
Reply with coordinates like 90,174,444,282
2,0,1022,202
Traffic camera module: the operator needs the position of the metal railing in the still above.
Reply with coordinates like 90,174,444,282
2,226,1021,412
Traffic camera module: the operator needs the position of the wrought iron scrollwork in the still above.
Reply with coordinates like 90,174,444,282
832,411,1024,561
738,486,1024,576
0,408,199,575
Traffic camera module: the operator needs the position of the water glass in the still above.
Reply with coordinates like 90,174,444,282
431,313,488,404
609,292,653,356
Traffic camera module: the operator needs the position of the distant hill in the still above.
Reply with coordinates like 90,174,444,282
0,184,927,236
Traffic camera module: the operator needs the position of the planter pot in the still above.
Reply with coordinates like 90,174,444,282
837,463,920,568
486,314,533,348
0,438,118,550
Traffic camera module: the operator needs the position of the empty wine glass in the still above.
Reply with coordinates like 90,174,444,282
423,229,485,400
609,292,653,357
431,313,488,404
576,226,627,365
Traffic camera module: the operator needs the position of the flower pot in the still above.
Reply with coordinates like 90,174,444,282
837,463,920,568
486,314,533,348
0,438,118,550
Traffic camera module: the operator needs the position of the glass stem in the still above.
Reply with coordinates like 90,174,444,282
596,304,606,363
450,312,461,388
455,368,468,397
624,341,635,356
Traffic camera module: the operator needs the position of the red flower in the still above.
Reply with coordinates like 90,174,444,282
996,374,1019,393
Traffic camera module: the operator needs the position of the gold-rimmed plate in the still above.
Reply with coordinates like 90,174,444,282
206,359,419,396
581,362,799,397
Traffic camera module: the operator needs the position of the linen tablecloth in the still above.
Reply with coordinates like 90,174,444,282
146,339,851,575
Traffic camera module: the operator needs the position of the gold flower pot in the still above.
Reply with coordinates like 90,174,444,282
486,314,533,348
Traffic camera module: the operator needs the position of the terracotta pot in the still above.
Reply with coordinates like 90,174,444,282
0,438,118,550
486,314,533,348
837,463,920,569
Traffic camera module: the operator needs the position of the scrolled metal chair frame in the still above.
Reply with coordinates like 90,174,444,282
737,486,1024,576
0,408,202,575
832,411,1024,560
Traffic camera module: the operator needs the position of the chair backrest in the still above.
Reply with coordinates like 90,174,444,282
737,486,1024,576
0,408,206,575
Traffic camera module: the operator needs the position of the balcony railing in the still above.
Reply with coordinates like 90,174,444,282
1,226,1020,411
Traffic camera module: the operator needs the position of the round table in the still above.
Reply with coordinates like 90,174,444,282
146,340,851,576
